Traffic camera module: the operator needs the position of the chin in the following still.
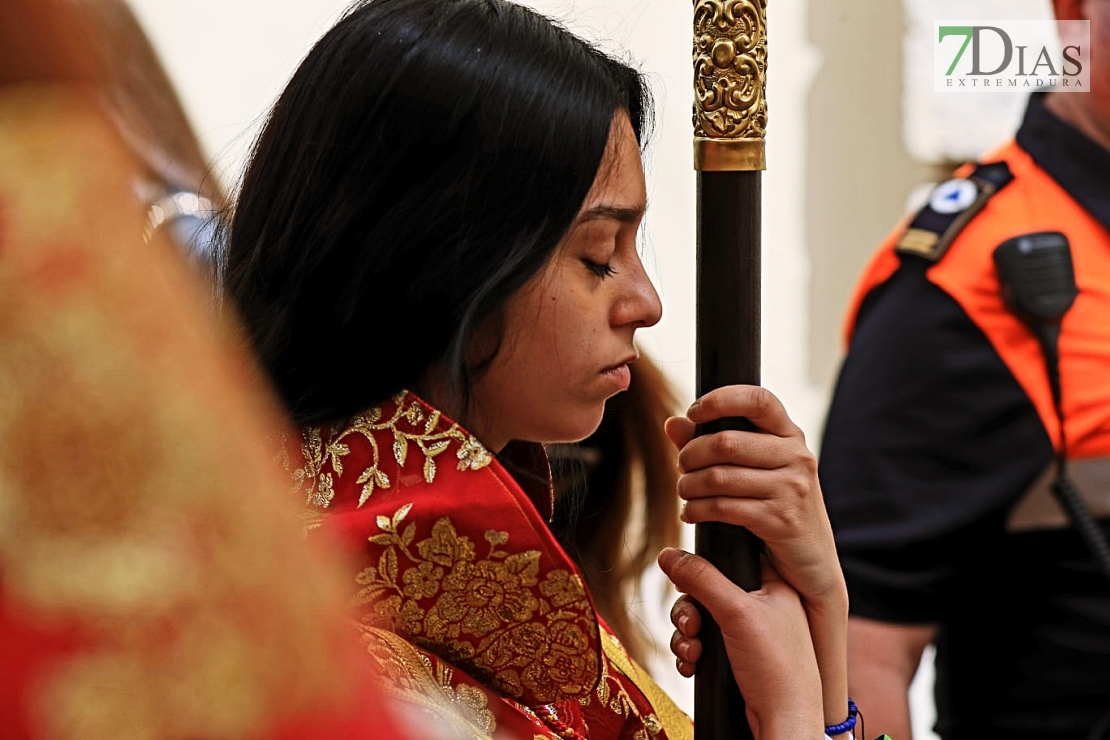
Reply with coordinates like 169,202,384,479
536,408,606,445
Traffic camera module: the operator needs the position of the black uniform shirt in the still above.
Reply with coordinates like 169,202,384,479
819,92,1110,739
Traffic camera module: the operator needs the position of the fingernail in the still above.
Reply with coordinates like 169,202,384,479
678,614,688,632
688,398,702,413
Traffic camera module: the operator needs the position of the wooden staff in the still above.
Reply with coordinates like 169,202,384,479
692,1,767,739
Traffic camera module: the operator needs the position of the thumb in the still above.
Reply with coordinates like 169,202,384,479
664,416,695,451
658,547,750,618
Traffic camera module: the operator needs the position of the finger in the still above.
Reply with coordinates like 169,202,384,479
680,496,764,530
677,465,815,503
675,657,696,678
658,547,750,620
665,415,695,451
676,428,806,474
669,594,702,637
686,386,802,439
669,629,703,664
680,495,829,544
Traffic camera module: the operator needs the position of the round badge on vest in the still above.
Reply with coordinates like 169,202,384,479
929,178,979,215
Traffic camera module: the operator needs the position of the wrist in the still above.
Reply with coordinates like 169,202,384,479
805,571,850,615
824,697,858,739
753,700,823,740
805,588,849,726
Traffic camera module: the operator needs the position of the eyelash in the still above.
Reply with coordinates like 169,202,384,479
582,258,616,279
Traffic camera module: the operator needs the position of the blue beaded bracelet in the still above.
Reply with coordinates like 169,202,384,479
824,698,858,737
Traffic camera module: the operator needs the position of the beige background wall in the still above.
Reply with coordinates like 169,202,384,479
805,0,937,389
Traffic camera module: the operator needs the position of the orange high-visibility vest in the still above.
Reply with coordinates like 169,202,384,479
844,140,1110,530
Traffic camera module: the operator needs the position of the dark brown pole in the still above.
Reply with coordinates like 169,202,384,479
692,2,767,739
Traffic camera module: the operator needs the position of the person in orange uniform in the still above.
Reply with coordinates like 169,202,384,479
819,1,1110,738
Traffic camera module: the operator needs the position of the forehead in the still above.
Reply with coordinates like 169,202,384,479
580,113,647,213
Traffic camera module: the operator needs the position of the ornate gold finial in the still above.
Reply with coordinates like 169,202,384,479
693,0,767,171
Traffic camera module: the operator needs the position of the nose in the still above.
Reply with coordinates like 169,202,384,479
614,256,663,329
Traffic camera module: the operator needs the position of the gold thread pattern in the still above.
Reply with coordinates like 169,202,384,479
351,503,597,705
577,638,663,740
285,392,493,510
361,625,498,739
598,631,692,740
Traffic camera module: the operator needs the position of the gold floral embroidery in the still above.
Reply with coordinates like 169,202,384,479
514,703,583,740
285,392,492,509
588,631,692,740
457,436,492,471
279,427,333,509
584,645,639,726
361,625,497,739
352,503,597,705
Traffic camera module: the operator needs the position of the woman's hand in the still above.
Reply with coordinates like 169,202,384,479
665,385,844,608
659,549,823,739
664,385,849,728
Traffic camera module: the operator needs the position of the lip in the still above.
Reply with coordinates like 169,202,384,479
601,363,631,390
600,353,638,391
601,353,639,373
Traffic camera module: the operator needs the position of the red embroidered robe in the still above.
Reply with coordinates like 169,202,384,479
0,88,402,739
285,391,693,740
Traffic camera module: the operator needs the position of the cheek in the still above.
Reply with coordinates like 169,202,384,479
543,290,604,372
503,264,608,385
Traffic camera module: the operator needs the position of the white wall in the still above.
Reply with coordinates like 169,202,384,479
130,0,825,718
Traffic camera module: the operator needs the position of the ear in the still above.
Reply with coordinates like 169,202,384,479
1051,0,1085,21
1053,0,1090,52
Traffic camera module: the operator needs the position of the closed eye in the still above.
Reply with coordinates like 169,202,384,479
582,258,616,278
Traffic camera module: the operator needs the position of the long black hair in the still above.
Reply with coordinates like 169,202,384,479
223,0,650,424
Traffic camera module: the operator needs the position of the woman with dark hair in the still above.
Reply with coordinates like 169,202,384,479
224,1,851,738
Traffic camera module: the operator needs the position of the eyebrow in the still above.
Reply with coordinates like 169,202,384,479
575,204,647,225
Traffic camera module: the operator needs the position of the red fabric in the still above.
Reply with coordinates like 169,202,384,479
287,391,693,739
0,88,412,740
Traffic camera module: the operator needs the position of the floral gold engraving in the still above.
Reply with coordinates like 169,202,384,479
693,0,767,141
